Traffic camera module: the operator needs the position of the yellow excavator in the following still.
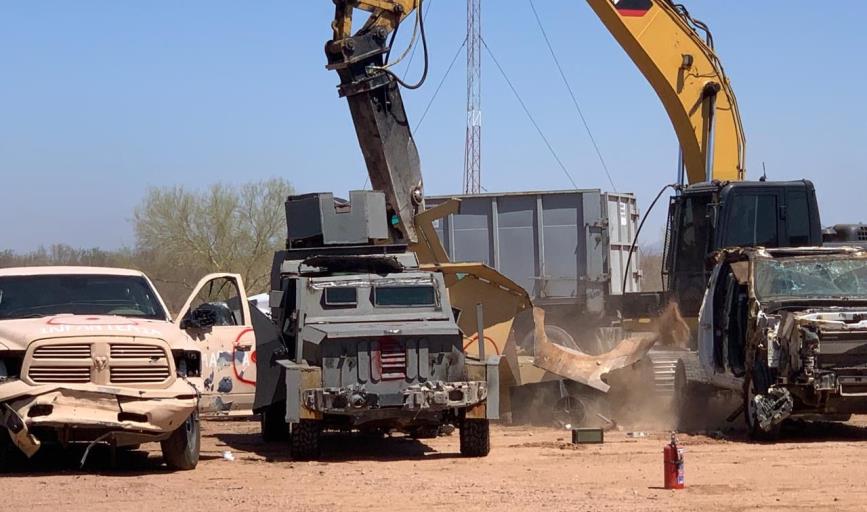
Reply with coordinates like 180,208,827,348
321,0,826,421
588,0,825,320
324,0,823,321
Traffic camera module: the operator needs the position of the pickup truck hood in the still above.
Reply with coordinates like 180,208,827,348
0,315,187,350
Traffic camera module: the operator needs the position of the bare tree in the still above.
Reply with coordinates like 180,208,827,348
134,178,293,309
0,245,136,268
638,246,665,292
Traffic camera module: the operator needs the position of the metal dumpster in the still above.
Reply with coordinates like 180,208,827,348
426,190,640,354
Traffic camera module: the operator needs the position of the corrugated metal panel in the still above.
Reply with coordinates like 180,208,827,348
606,193,641,294
427,190,641,307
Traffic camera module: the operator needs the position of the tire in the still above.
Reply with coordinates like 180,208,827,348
260,402,288,443
289,420,322,460
673,358,707,432
460,419,490,457
161,412,200,471
552,395,587,428
745,363,782,441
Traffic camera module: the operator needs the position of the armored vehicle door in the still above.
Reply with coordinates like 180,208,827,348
178,273,256,415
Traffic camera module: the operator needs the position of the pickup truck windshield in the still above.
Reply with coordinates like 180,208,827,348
0,274,167,320
754,258,867,301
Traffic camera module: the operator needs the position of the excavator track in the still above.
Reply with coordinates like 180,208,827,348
647,349,682,400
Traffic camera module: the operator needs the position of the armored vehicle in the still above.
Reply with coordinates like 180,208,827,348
254,192,499,459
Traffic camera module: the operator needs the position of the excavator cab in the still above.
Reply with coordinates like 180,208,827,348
663,180,822,318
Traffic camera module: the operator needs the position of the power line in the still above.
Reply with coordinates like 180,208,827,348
528,0,617,191
364,36,466,191
415,37,467,133
481,37,578,190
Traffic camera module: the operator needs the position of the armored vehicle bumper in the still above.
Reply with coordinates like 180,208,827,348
303,380,487,415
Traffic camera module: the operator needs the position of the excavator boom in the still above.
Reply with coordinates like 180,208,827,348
326,0,424,243
585,0,745,183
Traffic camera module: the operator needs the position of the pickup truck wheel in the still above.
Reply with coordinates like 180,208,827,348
161,412,200,471
260,402,288,443
745,365,782,441
289,420,322,460
460,419,490,457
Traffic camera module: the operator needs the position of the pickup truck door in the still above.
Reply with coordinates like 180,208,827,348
177,273,257,415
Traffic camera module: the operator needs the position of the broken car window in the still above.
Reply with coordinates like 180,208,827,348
0,274,166,320
189,277,245,326
754,257,867,300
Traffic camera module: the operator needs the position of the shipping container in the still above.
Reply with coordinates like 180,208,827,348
426,190,640,354
427,189,641,307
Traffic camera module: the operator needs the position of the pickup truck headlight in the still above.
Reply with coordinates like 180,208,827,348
173,350,202,378
0,353,23,381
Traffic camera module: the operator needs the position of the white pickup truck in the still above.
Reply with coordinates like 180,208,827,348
0,267,261,469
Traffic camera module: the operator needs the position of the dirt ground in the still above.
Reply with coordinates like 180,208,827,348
5,416,867,512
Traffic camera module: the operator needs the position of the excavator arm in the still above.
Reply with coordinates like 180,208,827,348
585,0,745,183
326,0,424,243
326,0,745,242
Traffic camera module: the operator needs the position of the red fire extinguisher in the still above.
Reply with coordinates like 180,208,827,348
663,432,685,490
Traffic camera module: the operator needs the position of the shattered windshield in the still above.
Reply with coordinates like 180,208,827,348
0,274,167,320
754,257,867,301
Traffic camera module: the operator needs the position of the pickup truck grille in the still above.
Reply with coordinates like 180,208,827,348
32,344,91,360
107,342,171,385
817,330,867,369
110,344,166,359
110,365,171,383
25,340,172,387
29,366,92,383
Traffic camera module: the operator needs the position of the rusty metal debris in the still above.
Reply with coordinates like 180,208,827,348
532,304,688,393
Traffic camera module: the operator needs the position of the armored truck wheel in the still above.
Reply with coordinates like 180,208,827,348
290,420,322,460
161,412,200,471
260,402,288,442
459,419,490,457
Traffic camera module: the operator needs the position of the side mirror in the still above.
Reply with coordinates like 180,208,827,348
181,306,218,330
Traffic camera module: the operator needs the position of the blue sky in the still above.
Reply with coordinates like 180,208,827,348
1,1,865,252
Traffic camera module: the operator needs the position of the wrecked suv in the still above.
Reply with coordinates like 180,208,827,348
676,247,867,438
0,266,202,469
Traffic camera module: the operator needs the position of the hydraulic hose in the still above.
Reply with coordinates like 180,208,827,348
621,184,679,295
378,0,429,90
